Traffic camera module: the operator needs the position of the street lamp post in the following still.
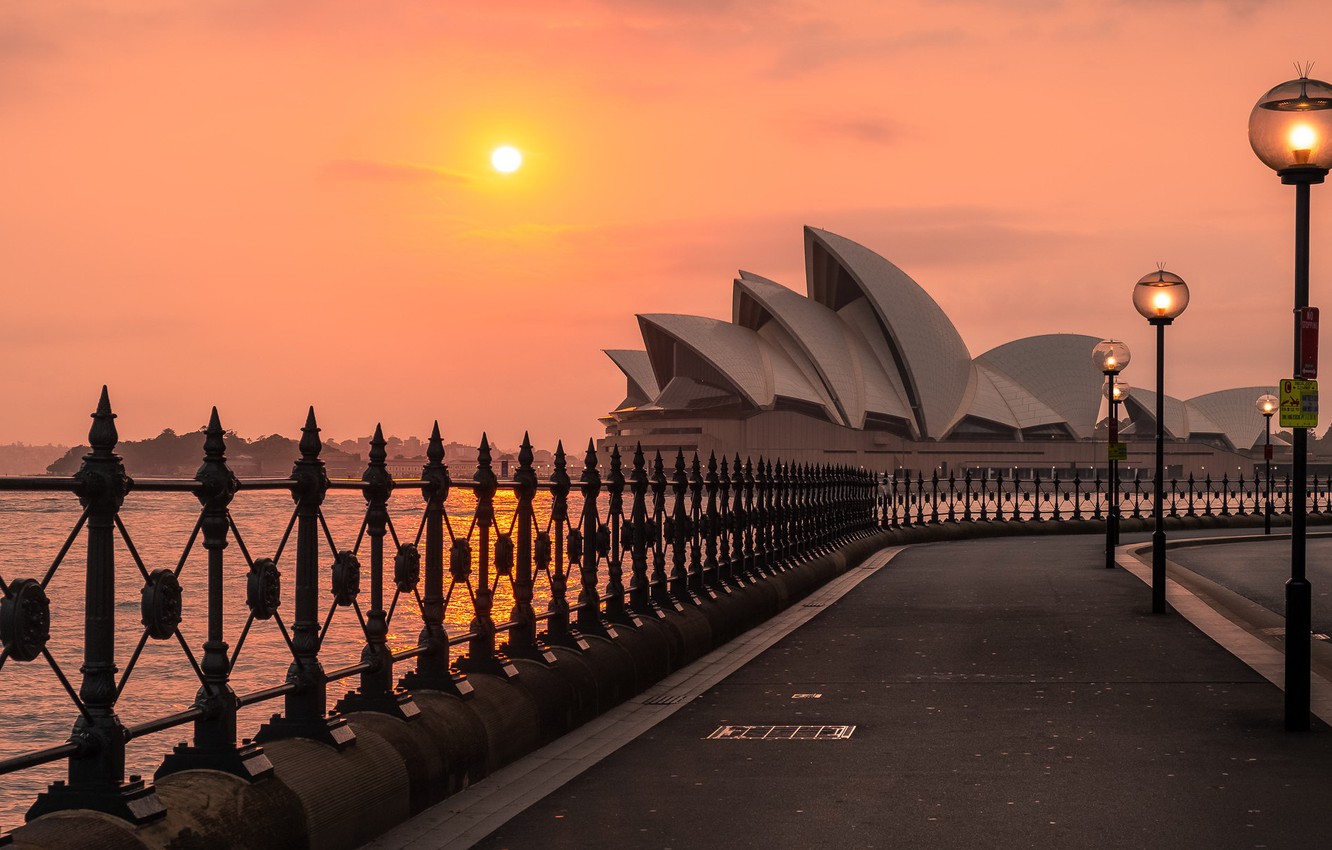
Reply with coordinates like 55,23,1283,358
1093,340,1131,569
1133,269,1190,614
1256,394,1278,535
1249,69,1332,731
1111,379,1130,548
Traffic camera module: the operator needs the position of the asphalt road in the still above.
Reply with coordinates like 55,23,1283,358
1168,536,1332,635
472,535,1332,849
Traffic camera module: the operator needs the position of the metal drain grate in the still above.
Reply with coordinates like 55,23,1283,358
708,724,855,740
642,694,687,705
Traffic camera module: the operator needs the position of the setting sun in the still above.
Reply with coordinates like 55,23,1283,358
491,145,523,173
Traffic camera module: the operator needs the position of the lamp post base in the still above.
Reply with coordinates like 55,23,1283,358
1151,529,1167,614
1285,576,1312,731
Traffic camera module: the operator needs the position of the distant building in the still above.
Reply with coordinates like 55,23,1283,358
600,227,1283,478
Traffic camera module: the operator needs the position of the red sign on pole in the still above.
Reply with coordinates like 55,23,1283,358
1301,306,1319,379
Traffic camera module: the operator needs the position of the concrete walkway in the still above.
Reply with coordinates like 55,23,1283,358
386,534,1332,849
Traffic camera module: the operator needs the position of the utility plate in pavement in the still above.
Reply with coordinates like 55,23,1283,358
707,724,855,740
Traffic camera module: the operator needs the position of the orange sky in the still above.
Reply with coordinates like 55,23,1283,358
2,0,1330,451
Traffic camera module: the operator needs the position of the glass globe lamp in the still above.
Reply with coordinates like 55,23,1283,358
1249,75,1332,176
1132,270,1190,322
1255,393,1278,416
1092,339,1131,375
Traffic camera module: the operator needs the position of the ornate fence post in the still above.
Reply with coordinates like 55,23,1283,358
159,409,274,780
650,452,681,612
1052,474,1063,521
670,450,699,603
576,441,618,638
28,389,167,822
716,455,735,587
777,463,788,562
687,453,715,599
605,445,640,627
401,423,472,696
742,458,758,576
754,457,772,572
257,409,354,749
628,445,662,618
458,435,517,676
336,425,419,719
503,435,558,663
704,453,728,593
796,463,811,552
734,455,752,581
543,443,587,650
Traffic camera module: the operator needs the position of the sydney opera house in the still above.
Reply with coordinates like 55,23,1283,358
601,227,1280,478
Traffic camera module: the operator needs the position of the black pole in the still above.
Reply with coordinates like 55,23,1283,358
1105,373,1118,569
1151,319,1169,614
1265,413,1273,536
1286,174,1315,731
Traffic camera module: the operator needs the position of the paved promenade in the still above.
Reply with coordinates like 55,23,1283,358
372,532,1332,850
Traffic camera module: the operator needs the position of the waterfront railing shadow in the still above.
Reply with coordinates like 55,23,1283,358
0,390,1314,842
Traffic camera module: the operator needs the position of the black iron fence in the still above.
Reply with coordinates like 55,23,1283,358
879,467,1305,524
0,392,1314,833
0,391,880,831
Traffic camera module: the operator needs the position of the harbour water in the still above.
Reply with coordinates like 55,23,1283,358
0,484,588,831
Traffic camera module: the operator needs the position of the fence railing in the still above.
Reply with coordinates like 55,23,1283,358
0,392,1309,833
0,390,880,831
879,467,1302,524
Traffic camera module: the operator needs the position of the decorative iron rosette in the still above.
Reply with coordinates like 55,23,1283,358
566,528,583,562
620,524,634,550
394,543,420,592
595,526,611,559
247,558,281,620
331,550,360,607
495,534,514,577
534,532,552,570
140,569,183,640
450,538,471,582
1,578,50,662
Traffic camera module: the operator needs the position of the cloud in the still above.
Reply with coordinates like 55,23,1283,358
798,115,906,145
318,159,467,185
765,24,967,78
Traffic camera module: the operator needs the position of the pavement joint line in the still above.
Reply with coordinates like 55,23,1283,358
1117,538,1332,726
360,545,906,850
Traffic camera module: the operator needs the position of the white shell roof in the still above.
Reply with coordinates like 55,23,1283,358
604,349,660,403
804,227,972,438
975,334,1106,440
966,364,1067,432
733,273,912,429
1128,388,1227,440
1186,386,1279,450
637,313,831,414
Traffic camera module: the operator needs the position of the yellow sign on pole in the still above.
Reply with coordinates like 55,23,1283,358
1108,442,1127,462
1279,378,1318,428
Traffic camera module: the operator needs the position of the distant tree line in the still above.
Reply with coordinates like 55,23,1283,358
44,429,362,478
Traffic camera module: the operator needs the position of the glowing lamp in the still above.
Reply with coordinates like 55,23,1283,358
1108,380,1130,402
1092,339,1131,375
1255,393,1278,415
1132,269,1190,322
1249,75,1332,176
